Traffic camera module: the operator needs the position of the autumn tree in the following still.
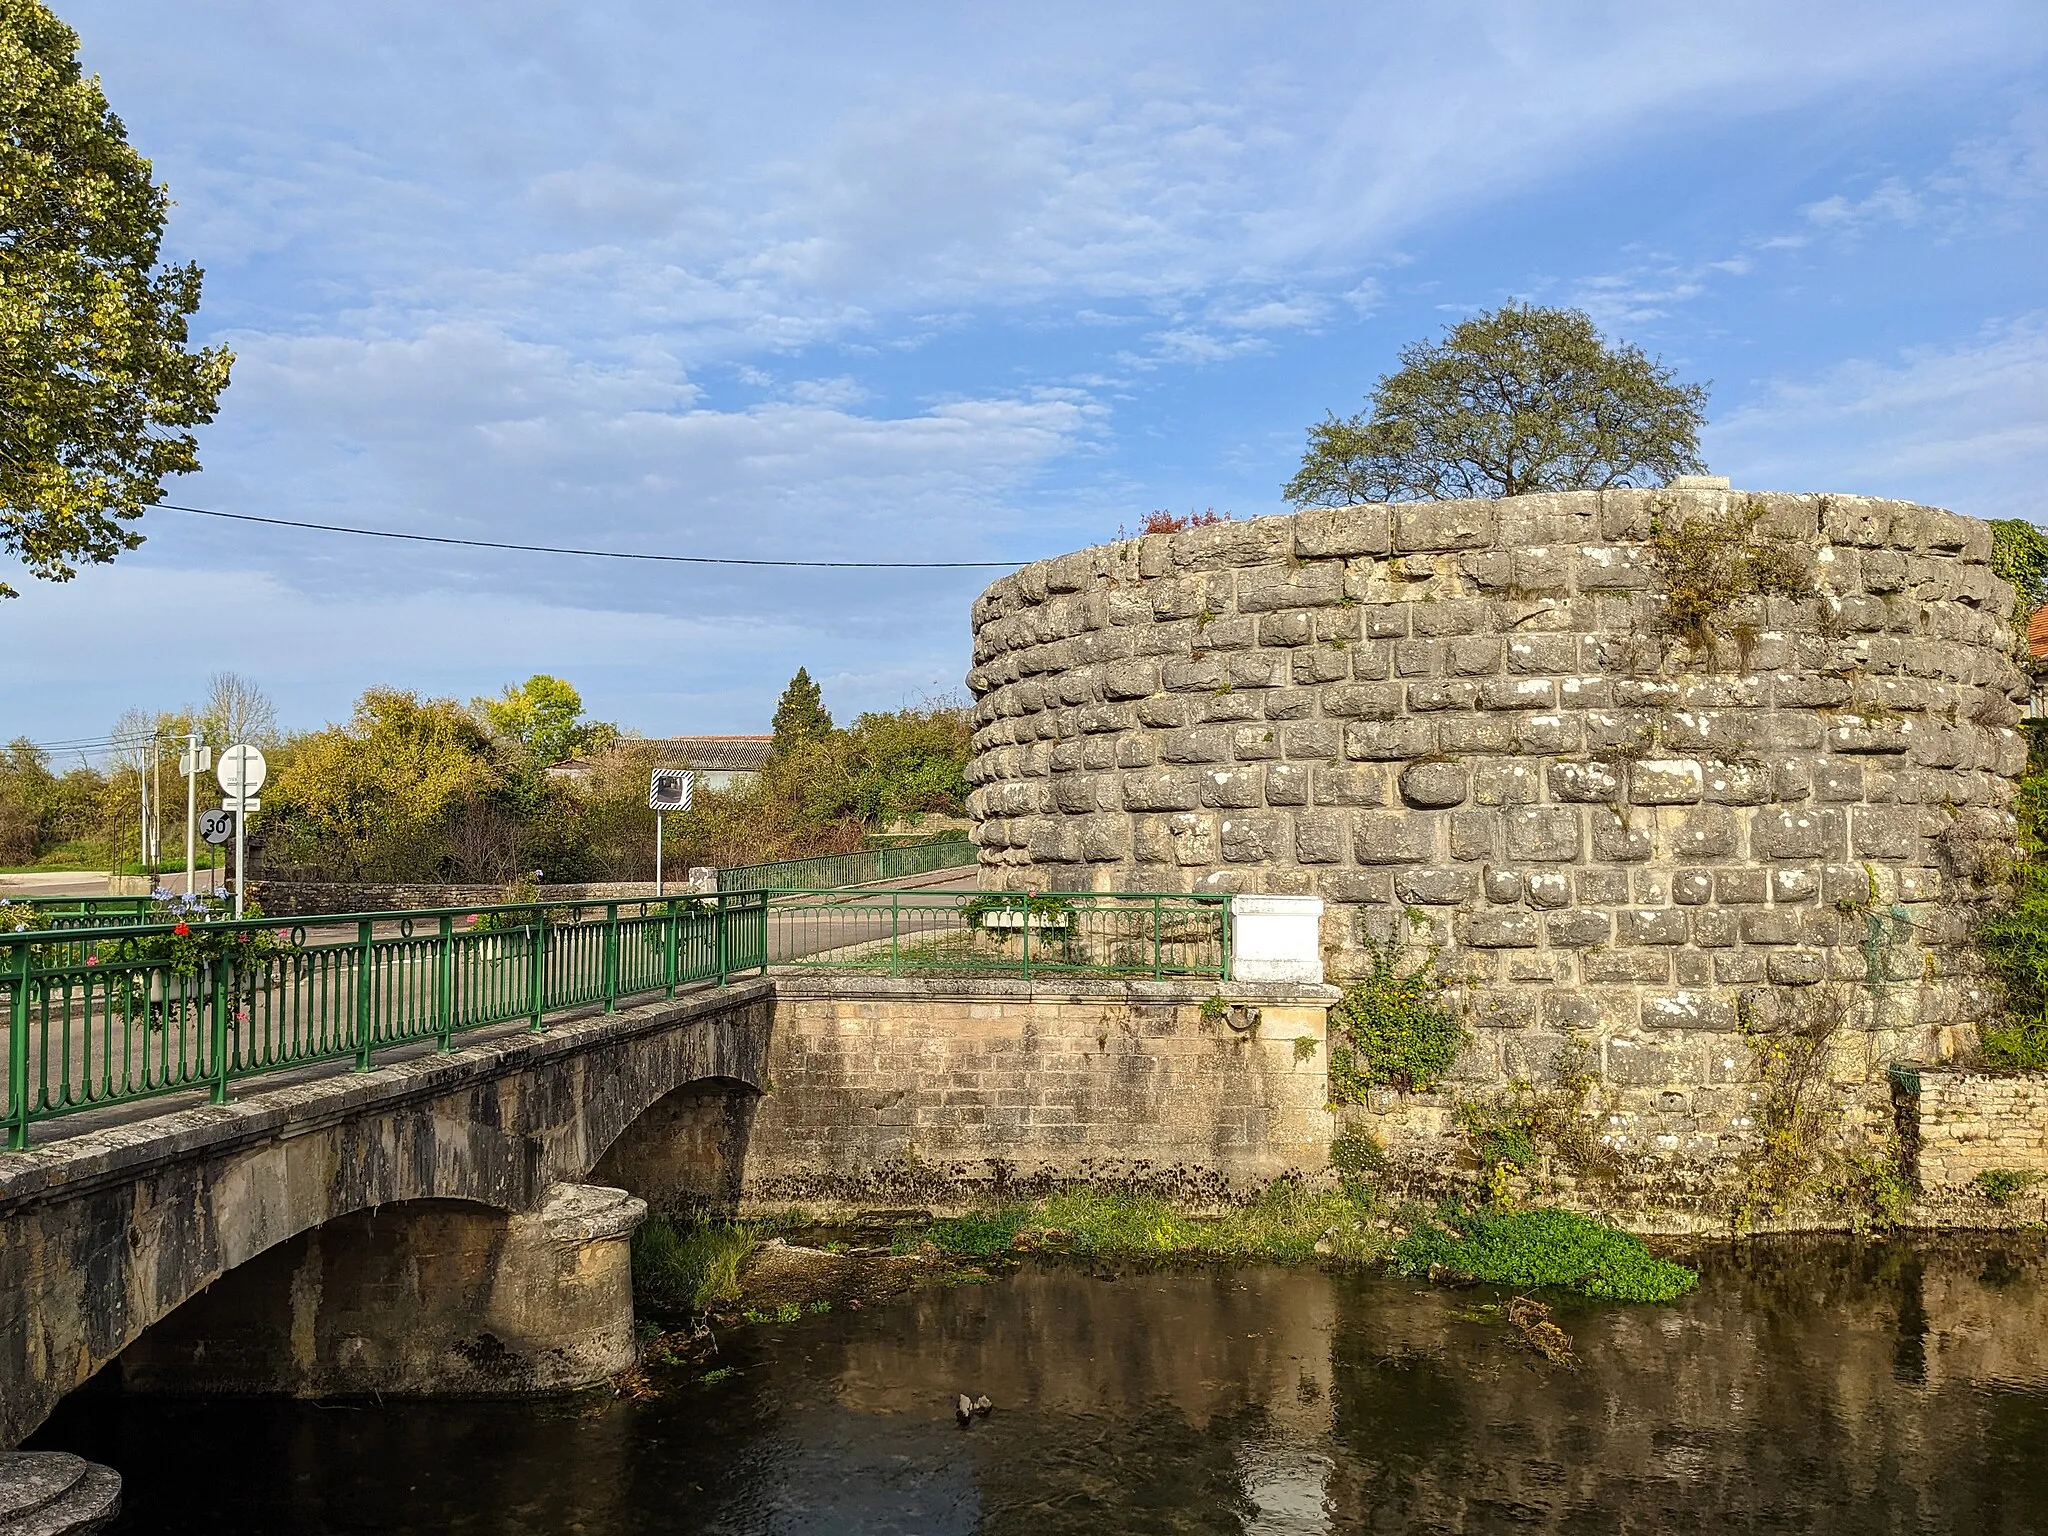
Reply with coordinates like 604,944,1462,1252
474,674,613,766
0,1,233,596
1284,302,1707,506
262,690,500,881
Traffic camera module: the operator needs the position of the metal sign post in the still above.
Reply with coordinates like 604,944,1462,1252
649,769,693,897
178,736,213,896
217,744,268,919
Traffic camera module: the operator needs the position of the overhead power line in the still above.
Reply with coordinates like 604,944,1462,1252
152,503,1024,570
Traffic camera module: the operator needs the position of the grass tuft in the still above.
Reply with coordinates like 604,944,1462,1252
632,1217,757,1313
896,1181,1392,1265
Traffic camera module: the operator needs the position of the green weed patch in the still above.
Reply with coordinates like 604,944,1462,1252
1393,1204,1697,1303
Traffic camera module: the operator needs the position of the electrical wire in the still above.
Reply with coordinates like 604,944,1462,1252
151,502,1024,569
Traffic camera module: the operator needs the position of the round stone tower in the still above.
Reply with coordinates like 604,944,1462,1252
967,487,2026,1062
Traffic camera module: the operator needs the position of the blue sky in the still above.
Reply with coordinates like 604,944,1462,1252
7,0,2046,751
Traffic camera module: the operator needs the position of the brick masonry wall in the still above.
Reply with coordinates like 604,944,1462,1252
739,977,1336,1212
966,489,2032,1198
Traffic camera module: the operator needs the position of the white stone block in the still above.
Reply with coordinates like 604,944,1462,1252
1230,894,1325,985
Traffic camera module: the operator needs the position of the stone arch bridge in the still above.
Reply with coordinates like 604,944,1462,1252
0,981,775,1450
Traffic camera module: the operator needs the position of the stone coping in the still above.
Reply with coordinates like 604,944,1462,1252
0,977,775,1215
768,973,1341,1005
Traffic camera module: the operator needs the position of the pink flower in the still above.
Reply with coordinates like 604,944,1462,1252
85,956,100,967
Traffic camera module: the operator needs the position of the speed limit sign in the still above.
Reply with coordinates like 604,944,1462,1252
199,807,236,846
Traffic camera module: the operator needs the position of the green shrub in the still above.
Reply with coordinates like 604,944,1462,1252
900,1207,1033,1258
1330,1129,1386,1185
1328,937,1468,1099
1392,1203,1698,1303
1976,1168,2045,1207
632,1218,755,1312
1647,494,1813,650
1981,1024,2048,1071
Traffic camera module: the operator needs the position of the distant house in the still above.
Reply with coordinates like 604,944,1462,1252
651,736,773,791
545,735,774,791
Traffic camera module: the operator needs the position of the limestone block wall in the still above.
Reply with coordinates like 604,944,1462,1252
1909,1069,2048,1195
967,489,2030,1183
741,977,1336,1211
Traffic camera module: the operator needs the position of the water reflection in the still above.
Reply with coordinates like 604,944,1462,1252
30,1234,2048,1534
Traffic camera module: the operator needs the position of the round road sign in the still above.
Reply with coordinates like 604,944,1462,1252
199,808,236,846
217,743,268,798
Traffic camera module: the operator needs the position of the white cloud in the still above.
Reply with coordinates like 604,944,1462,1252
1708,312,2048,519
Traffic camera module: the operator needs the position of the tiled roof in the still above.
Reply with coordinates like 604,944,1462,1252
649,736,774,772
2029,605,2048,659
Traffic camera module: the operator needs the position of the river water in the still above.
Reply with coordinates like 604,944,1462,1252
31,1234,2048,1534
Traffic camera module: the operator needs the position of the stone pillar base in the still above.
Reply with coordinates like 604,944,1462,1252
120,1183,645,1398
0,1453,121,1533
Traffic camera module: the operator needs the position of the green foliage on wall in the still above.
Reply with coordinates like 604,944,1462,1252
1648,495,1815,650
1327,936,1469,1099
1990,518,2048,633
1976,752,2048,1070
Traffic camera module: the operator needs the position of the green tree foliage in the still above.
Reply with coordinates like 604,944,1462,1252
0,1,232,596
0,737,96,862
770,667,832,751
263,689,502,881
769,706,972,827
1284,302,1707,507
1977,747,2048,1070
474,674,613,766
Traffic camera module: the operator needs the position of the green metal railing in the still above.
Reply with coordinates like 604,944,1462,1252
765,888,1230,982
717,835,975,895
2,893,769,1150
1,894,156,929
2,882,1224,1150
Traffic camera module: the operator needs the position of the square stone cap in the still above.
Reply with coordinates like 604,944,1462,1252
1229,894,1325,917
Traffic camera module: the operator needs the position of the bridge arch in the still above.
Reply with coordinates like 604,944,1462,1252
592,1075,762,1218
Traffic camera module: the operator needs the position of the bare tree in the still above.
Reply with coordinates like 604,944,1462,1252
201,672,279,746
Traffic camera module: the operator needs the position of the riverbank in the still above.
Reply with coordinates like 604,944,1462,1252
629,1182,1709,1363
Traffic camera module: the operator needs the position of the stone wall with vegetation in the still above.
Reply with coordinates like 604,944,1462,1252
967,488,2033,1223
1905,1068,2048,1222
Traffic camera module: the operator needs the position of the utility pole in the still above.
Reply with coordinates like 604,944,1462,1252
179,733,211,896
135,743,148,885
150,737,162,875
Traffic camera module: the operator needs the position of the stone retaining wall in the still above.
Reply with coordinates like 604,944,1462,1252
1908,1068,2048,1200
741,976,1337,1212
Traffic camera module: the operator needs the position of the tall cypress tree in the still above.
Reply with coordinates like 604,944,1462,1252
771,668,832,751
